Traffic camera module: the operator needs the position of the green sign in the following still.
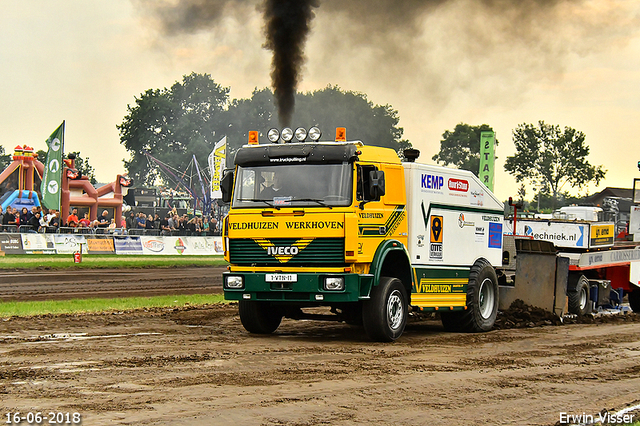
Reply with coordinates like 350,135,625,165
479,131,495,192
41,121,65,210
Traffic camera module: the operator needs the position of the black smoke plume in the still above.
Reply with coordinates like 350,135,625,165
137,0,639,114
263,0,319,127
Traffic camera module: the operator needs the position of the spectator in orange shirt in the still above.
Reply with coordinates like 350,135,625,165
67,208,79,227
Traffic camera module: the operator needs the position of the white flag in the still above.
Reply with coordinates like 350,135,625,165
210,136,226,199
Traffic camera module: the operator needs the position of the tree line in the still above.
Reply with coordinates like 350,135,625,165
432,122,606,210
0,72,606,210
117,73,411,186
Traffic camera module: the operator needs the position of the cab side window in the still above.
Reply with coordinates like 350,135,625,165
356,165,380,202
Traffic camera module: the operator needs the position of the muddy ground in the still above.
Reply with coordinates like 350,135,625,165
0,267,225,301
2,304,640,426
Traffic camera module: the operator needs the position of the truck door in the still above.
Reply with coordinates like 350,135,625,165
356,164,405,261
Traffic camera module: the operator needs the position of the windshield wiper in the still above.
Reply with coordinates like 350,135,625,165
290,198,332,208
238,198,279,209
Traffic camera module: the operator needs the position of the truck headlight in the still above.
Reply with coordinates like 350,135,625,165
225,275,244,289
281,127,294,142
267,128,280,143
323,277,344,291
295,127,307,141
309,126,322,142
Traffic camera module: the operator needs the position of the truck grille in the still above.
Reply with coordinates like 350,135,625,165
229,238,345,266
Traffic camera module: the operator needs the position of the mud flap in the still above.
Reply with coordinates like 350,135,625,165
499,238,568,318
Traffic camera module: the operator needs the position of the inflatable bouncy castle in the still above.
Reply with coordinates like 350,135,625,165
0,146,132,225
0,145,43,212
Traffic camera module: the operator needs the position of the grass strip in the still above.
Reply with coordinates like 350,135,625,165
0,294,228,318
0,254,227,270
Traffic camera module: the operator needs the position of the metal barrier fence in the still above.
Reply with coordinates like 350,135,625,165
0,225,221,237
0,233,224,255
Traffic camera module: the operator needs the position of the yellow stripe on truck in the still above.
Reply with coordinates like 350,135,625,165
411,294,467,307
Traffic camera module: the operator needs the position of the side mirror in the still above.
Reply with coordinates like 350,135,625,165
221,169,234,203
369,170,385,199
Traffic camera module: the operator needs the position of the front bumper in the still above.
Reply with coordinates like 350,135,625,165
223,271,374,303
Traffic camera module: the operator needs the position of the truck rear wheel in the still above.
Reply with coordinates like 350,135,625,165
238,301,283,334
362,277,408,342
568,275,592,316
629,288,640,313
441,259,498,332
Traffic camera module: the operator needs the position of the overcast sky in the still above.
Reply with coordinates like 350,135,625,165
1,0,639,201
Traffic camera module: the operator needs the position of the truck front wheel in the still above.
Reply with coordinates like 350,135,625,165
568,275,592,316
362,276,408,342
238,301,283,334
441,259,499,332
628,288,640,313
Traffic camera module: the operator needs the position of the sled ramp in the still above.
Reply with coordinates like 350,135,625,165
499,237,568,318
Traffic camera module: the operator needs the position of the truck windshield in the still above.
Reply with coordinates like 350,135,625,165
233,163,352,208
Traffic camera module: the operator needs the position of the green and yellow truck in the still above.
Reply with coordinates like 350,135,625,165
221,127,507,341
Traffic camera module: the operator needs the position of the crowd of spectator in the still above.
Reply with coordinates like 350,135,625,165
0,205,221,236
1,205,58,233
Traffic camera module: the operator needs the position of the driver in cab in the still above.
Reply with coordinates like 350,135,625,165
260,171,285,199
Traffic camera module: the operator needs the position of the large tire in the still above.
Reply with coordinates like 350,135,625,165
441,259,499,332
568,275,592,316
362,277,408,342
629,288,640,313
238,301,283,334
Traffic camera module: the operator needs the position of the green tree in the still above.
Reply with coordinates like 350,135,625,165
36,149,96,184
67,152,97,185
291,85,411,156
432,123,498,176
504,121,606,209
224,88,278,158
118,72,230,185
119,79,412,183
0,145,10,170
224,85,411,157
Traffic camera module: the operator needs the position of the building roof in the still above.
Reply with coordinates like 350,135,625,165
583,187,632,204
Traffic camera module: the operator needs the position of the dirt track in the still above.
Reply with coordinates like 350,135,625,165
0,267,225,301
2,304,640,426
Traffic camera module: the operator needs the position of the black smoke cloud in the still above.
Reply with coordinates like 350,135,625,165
137,0,318,126
140,0,254,35
136,0,640,118
263,0,319,127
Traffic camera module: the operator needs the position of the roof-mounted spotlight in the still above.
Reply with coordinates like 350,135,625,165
294,127,307,142
309,126,322,142
267,128,280,143
281,127,294,142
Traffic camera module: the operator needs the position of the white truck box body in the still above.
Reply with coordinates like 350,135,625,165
403,163,504,268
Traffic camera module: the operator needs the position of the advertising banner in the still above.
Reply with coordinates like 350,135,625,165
210,136,226,199
140,236,223,255
1,234,223,255
479,131,495,192
53,234,88,254
185,236,224,255
41,121,64,210
142,236,189,255
140,236,169,255
517,220,587,249
113,236,143,255
589,223,614,247
21,234,56,254
0,233,24,254
86,237,115,254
